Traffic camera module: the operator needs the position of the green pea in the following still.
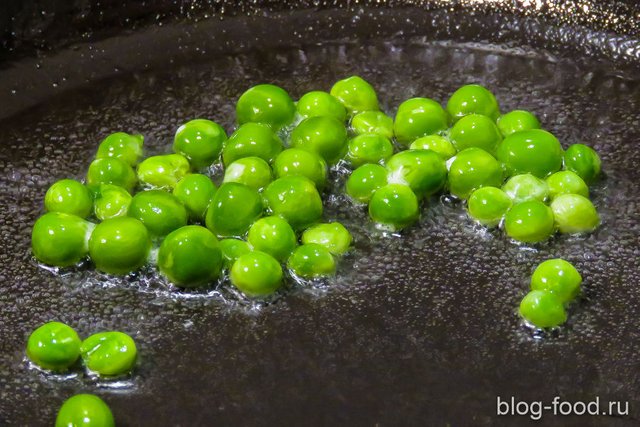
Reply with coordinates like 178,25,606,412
173,119,227,169
86,158,136,193
136,154,190,190
386,149,447,199
26,322,81,372
128,190,187,237
496,110,540,136
467,187,512,227
247,216,297,262
393,98,449,146
446,84,500,121
345,163,388,203
368,184,419,231
519,290,567,328
158,225,223,287
222,122,283,166
173,174,217,222
236,84,296,130
546,171,589,200
296,91,347,122
89,217,151,274
550,194,599,234
32,212,93,267
330,75,379,114
563,143,601,184
93,184,132,221
496,129,563,178
351,111,394,139
287,243,336,279
205,182,263,238
290,116,348,164
230,251,283,297
449,113,502,154
409,135,457,160
448,148,503,199
45,179,93,218
346,134,394,167
530,258,582,303
504,200,555,243
301,222,352,255
223,156,273,191
273,148,328,189
96,132,144,166
80,331,137,377
55,394,115,427
501,174,549,204
263,176,323,230
220,238,252,269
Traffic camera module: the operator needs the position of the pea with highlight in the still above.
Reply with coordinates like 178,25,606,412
236,84,296,130
173,119,226,170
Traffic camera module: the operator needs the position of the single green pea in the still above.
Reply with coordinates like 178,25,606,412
26,321,81,372
446,84,500,121
368,184,419,231
519,290,567,328
496,110,541,136
96,132,144,166
220,238,252,269
563,143,601,184
55,394,115,427
502,174,549,204
546,170,589,200
296,91,347,122
393,98,449,146
236,84,296,130
93,184,132,221
80,331,137,377
449,113,502,154
290,116,348,164
531,258,582,303
87,158,137,193
205,182,263,238
128,190,188,237
173,174,217,222
301,222,352,255
136,154,190,190
287,243,336,279
496,129,563,178
467,186,512,227
330,75,379,114
247,216,297,262
448,148,503,199
158,225,223,287
550,194,600,234
263,176,323,230
89,217,151,274
386,149,447,199
230,251,283,297
409,135,457,160
273,148,327,189
345,163,388,203
45,179,93,218
222,122,283,166
32,212,94,267
346,134,394,167
173,119,227,169
504,200,555,243
351,111,394,139
223,156,273,191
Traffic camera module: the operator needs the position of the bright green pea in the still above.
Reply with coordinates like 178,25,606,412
448,148,503,199
136,154,190,190
386,149,447,198
449,113,502,154
330,76,379,115
446,84,500,121
296,91,347,122
351,111,394,139
89,217,151,275
173,174,217,222
502,174,549,204
247,216,297,262
220,238,252,269
301,222,352,255
26,321,81,372
93,184,132,221
96,132,144,166
222,122,283,166
409,135,457,160
263,176,323,230
55,394,115,427
346,134,394,167
546,171,589,200
531,258,582,303
45,179,93,218
563,143,601,184
368,184,419,231
158,225,223,287
273,148,327,189
290,116,348,164
519,290,567,328
128,190,187,237
496,129,563,178
550,194,599,234
504,200,555,243
32,212,94,267
236,84,296,130
173,119,227,169
80,331,137,377
345,163,388,203
223,157,273,191
205,182,263,238
230,251,283,297
87,158,137,193
287,243,336,279
467,187,512,227
496,110,540,136
393,98,449,146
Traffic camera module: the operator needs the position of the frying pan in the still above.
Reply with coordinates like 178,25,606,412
1,1,639,426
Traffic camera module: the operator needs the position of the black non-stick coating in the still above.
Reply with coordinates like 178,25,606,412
1,2,639,426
